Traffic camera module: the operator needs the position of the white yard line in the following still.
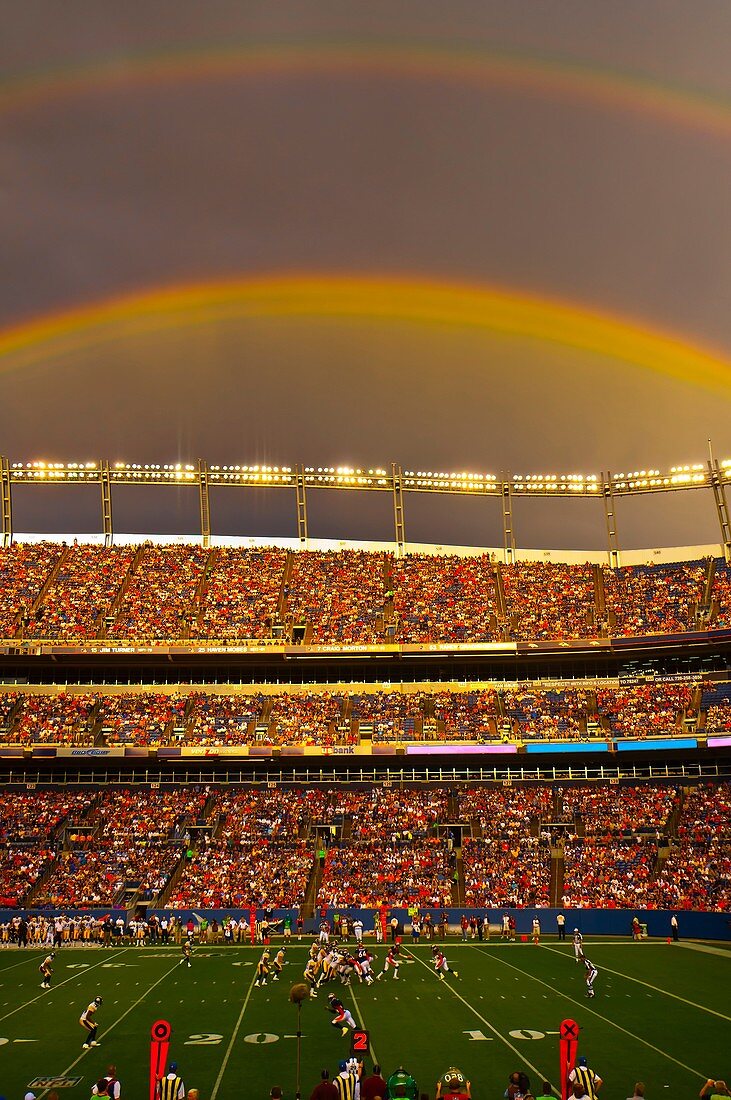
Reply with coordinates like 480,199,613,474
409,951,558,1095
348,982,379,1067
480,946,708,1080
210,968,259,1100
0,947,128,1025
542,944,731,1023
35,957,180,1100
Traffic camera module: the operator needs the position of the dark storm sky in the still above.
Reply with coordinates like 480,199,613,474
1,1,731,549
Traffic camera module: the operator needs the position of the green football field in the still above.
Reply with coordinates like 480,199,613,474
0,938,728,1100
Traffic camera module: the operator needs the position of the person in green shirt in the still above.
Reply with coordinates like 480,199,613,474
535,1084,553,1100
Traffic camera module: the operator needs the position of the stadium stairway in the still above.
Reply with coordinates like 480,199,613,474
100,543,146,638
451,847,465,906
21,544,69,638
550,847,564,907
190,547,219,634
301,851,321,919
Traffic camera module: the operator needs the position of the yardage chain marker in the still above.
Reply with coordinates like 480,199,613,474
348,983,379,1068
409,950,558,1096
479,945,709,1080
34,958,181,1100
210,968,259,1100
542,945,731,1023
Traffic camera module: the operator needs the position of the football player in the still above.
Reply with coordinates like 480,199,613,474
80,996,103,1049
39,950,55,989
327,992,356,1037
432,945,459,981
254,949,271,987
583,956,598,998
375,941,402,981
272,946,287,981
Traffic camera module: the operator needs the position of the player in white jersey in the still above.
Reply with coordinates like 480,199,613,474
583,957,598,997
39,951,55,989
573,929,584,962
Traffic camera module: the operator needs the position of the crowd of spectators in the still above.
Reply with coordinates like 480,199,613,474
317,839,452,907
392,554,499,643
503,562,596,640
562,837,660,907
286,550,387,643
0,847,56,906
316,788,449,840
0,683,710,746
459,786,554,837
0,790,90,842
713,562,731,628
0,542,61,637
24,545,134,639
269,692,345,745
561,784,679,834
169,839,312,908
194,547,286,640
0,781,727,910
595,684,694,737
216,788,328,840
108,545,208,640
604,561,706,636
100,692,189,746
432,690,499,741
462,836,550,906
502,686,592,739
10,692,97,745
180,692,266,746
351,691,427,740
3,544,731,643
702,682,731,733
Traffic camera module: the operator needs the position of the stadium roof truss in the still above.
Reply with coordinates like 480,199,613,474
2,455,730,564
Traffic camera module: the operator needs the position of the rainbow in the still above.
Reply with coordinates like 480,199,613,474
1,275,730,396
2,41,731,140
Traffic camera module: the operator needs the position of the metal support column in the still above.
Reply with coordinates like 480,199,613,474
100,460,113,547
295,464,308,545
1,456,12,548
602,472,621,569
198,460,211,548
501,478,516,564
709,459,731,564
392,463,406,557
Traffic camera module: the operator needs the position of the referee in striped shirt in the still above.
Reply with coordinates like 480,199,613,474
335,1061,358,1100
568,1056,603,1099
156,1063,185,1100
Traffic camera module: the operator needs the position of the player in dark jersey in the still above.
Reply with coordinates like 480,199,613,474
432,945,460,980
39,950,55,989
327,992,356,1037
375,942,402,981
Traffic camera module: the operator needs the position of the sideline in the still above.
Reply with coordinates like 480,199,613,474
478,945,708,1080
